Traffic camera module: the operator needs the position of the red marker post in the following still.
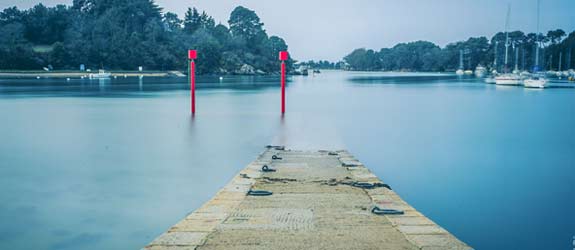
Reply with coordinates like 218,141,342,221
279,51,288,114
188,50,197,114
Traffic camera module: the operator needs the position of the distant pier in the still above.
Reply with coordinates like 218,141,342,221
144,147,471,250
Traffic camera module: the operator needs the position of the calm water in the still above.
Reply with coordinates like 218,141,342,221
0,71,573,250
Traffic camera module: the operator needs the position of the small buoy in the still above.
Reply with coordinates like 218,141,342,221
219,76,223,81
114,76,117,79
124,74,127,78
36,76,40,79
66,78,70,81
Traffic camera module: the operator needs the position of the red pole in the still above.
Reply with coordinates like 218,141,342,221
281,61,285,114
191,60,195,114
188,50,197,115
279,51,288,114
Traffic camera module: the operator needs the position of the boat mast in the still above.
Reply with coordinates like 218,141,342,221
459,50,464,70
534,0,540,71
514,45,519,71
504,4,511,71
568,48,572,70
466,49,471,70
558,52,562,72
522,47,526,70
493,41,498,71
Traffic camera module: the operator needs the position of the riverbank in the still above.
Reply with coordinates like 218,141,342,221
0,70,185,78
0,70,292,79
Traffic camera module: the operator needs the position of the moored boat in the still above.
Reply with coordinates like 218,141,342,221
523,76,548,88
494,5,519,86
495,73,521,85
89,69,111,79
474,66,486,78
522,0,549,89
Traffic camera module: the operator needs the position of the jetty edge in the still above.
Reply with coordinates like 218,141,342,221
144,147,472,250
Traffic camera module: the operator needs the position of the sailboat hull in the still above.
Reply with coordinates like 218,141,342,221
495,74,521,85
523,79,548,88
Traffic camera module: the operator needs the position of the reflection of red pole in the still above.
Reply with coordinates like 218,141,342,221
188,50,197,115
279,51,288,114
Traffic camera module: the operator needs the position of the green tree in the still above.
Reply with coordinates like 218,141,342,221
184,7,201,34
0,2,293,73
0,22,39,69
163,12,182,31
547,29,566,44
0,6,24,24
228,6,267,49
344,48,380,71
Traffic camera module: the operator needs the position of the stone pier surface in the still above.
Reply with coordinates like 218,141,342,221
144,148,472,250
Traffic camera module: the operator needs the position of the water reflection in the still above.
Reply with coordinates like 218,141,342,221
98,78,110,92
348,72,459,84
0,75,285,97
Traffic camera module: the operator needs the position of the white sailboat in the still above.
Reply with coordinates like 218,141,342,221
524,75,548,88
475,65,486,78
512,46,520,74
523,0,548,88
485,77,496,84
495,74,521,85
495,4,521,85
89,69,112,79
485,42,498,83
556,52,563,78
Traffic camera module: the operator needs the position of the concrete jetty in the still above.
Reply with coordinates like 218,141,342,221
144,147,471,250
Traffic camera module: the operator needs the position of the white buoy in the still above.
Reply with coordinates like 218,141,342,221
36,76,40,79
124,74,127,78
219,76,224,81
66,78,70,81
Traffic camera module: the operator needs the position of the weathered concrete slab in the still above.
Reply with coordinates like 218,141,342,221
144,148,472,250
150,232,208,246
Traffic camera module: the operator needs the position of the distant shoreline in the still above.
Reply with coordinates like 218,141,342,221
0,70,292,79
0,70,453,80
0,70,185,78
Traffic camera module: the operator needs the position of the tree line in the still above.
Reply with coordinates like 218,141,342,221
344,30,575,72
0,0,293,74
297,60,346,70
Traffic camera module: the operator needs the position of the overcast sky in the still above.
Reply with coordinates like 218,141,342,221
2,0,574,61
